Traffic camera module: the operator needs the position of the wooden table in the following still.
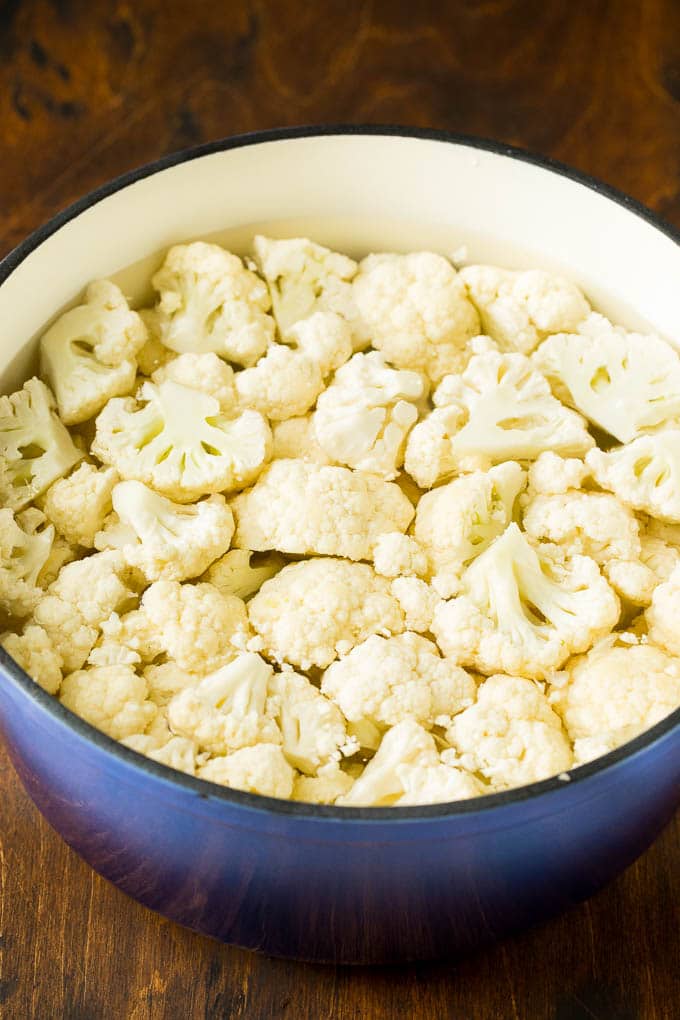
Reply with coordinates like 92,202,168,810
1,2,679,1017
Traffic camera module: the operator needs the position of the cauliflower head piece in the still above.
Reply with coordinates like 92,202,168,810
199,744,295,799
60,663,156,740
372,533,428,579
586,430,680,522
151,351,236,409
0,507,55,617
1,624,63,694
44,462,118,548
271,415,334,465
284,311,353,376
269,668,355,774
522,490,640,565
203,548,285,601
235,343,324,421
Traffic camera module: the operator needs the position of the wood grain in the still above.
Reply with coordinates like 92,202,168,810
0,1,679,1017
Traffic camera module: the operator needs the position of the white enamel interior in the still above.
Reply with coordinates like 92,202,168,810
1,132,679,392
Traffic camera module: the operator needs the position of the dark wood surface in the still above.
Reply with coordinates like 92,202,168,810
0,1,679,1017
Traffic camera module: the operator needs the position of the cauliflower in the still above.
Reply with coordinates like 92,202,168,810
414,462,525,597
0,507,55,617
372,533,428,579
39,280,147,424
1,624,63,694
432,523,620,679
36,534,79,589
448,673,572,789
142,661,196,706
234,344,324,420
232,459,413,562
44,462,118,547
135,307,176,376
271,416,333,465
646,566,680,655
460,265,590,354
95,481,234,582
253,235,358,339
98,608,163,665
60,664,156,739
321,632,476,731
389,577,439,633
352,252,480,382
203,548,285,601
405,345,594,487
151,352,236,408
551,632,680,763
33,597,99,673
526,452,587,495
337,720,482,806
0,378,83,510
522,490,640,565
92,379,271,501
152,242,274,366
312,351,426,479
124,730,198,775
534,314,680,443
292,763,354,805
198,744,294,799
284,311,353,375
168,652,280,754
248,558,404,669
269,668,355,774
48,550,135,628
586,431,680,522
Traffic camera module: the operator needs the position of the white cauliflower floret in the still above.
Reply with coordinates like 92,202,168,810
140,580,250,674
646,566,680,655
142,661,196,706
611,518,680,605
48,550,135,628
285,311,353,375
526,452,587,495
432,523,620,679
460,265,590,354
269,669,354,774
203,548,285,601
152,242,275,366
93,379,271,502
414,462,525,597
248,558,404,669
405,346,594,487
448,673,572,789
95,481,233,582
0,378,83,510
40,280,147,424
312,351,426,479
235,344,324,420
352,252,480,382
168,653,280,754
551,633,680,763
98,608,163,665
88,642,142,668
1,624,63,694
321,632,476,731
271,416,333,464
293,762,354,804
586,431,680,522
253,235,358,340
36,534,79,588
44,462,118,547
390,577,439,633
338,720,481,806
232,459,413,561
522,490,641,565
60,664,156,740
135,307,176,376
123,730,198,775
534,313,680,443
372,533,428,578
151,352,236,409
199,744,294,799
0,507,55,617
33,597,98,673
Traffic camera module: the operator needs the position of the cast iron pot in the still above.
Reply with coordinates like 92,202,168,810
0,127,679,964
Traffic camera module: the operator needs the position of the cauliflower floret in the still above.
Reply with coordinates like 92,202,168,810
248,558,404,669
352,252,480,382
87,642,142,668
414,462,526,597
285,311,353,375
534,314,680,443
60,664,156,739
36,534,79,588
152,242,275,367
98,608,163,665
199,744,294,799
168,653,280,754
1,624,63,694
203,548,285,601
372,533,428,578
48,550,135,628
448,673,572,789
253,235,359,340
432,523,620,679
522,490,641,565
232,459,413,561
135,307,176,376
292,762,354,804
0,378,83,510
93,379,271,501
646,566,680,655
321,632,476,731
123,730,198,775
460,265,590,354
526,452,587,495
235,344,324,420
151,352,236,409
140,580,250,674
44,462,118,547
389,577,439,633
271,416,333,465
269,669,354,774
405,346,594,487
551,633,680,762
394,760,485,805
142,661,196,706
312,351,426,479
32,597,98,673
0,507,55,617
586,431,680,522
39,280,147,424
95,481,234,582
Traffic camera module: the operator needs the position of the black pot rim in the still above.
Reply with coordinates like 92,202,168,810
1,123,679,824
